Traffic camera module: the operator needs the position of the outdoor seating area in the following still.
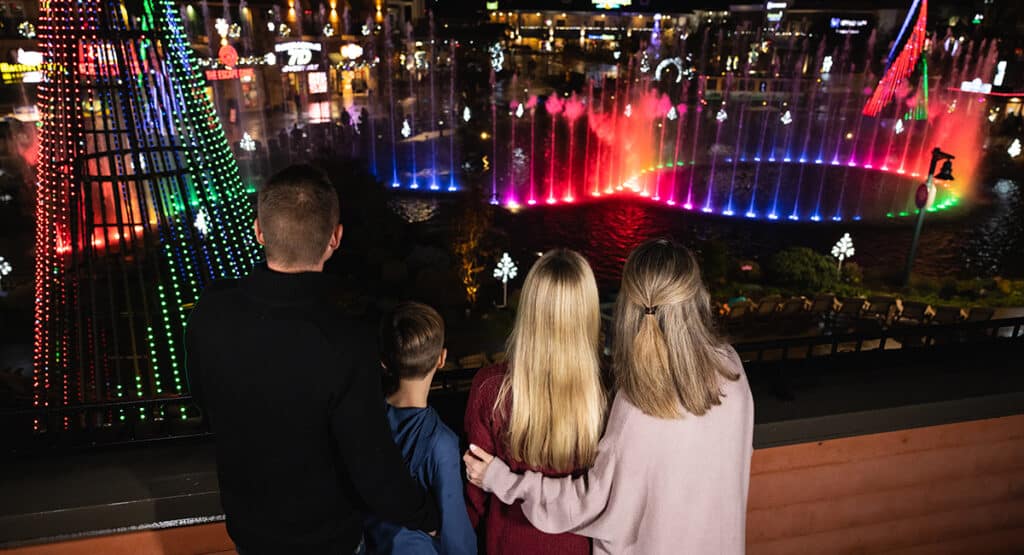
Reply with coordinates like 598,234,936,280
718,293,1001,339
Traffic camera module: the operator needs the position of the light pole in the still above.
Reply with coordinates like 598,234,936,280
903,147,955,286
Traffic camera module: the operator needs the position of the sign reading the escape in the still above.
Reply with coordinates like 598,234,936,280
274,41,322,73
205,67,255,81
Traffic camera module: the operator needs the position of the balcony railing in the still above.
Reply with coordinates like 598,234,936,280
3,316,1022,454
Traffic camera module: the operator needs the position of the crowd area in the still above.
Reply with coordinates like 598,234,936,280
187,165,754,555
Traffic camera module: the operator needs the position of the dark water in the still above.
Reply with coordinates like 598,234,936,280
496,177,1024,289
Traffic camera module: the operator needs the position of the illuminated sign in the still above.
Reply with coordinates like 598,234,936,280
994,60,1007,87
275,41,322,73
16,49,42,66
961,78,992,94
830,18,869,34
205,67,256,81
0,63,41,84
593,0,632,8
308,71,328,94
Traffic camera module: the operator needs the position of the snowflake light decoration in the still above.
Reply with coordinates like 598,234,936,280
240,132,256,152
830,233,855,273
515,103,524,118
667,106,678,121
322,23,334,37
894,119,905,135
493,252,518,307
401,118,412,138
821,55,833,74
493,252,518,284
489,42,504,72
780,110,793,125
463,106,471,122
624,103,632,118
716,107,728,123
639,51,651,73
194,209,209,237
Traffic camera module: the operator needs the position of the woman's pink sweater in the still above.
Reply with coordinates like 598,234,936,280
481,351,754,555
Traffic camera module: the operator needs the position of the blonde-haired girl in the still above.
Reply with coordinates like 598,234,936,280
466,238,754,555
464,249,606,555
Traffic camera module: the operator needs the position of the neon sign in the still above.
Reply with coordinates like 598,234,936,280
205,67,255,81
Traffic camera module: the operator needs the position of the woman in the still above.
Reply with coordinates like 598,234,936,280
463,249,606,555
465,238,754,554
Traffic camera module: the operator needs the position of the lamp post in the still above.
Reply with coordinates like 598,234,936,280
903,147,955,286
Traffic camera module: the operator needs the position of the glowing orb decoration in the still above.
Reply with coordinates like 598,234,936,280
1009,138,1022,159
716,107,728,123
894,119,905,135
401,118,411,138
780,110,793,125
463,106,471,122
239,132,256,152
655,57,684,83
18,21,35,38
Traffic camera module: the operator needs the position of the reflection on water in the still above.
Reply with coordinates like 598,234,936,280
499,178,1023,288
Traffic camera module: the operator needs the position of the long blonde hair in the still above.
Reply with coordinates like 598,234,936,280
613,239,738,419
498,249,606,471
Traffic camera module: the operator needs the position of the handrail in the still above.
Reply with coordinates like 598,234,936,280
3,316,1021,451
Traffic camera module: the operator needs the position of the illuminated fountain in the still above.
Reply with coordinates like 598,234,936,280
486,0,992,223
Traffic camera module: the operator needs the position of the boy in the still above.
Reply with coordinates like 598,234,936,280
364,302,477,555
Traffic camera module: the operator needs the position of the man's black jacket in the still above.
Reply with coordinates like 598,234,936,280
186,264,439,553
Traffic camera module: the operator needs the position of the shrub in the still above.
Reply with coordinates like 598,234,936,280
766,247,838,292
841,261,863,285
698,240,731,285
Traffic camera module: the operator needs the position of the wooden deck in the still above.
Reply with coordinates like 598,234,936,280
6,414,1022,555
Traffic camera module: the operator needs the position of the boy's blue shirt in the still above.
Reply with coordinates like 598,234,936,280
363,403,477,555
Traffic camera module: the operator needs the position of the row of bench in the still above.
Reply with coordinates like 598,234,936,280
720,295,997,329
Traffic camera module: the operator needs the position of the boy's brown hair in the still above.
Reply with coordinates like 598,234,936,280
380,302,445,393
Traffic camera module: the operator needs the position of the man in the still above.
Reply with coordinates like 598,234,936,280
187,165,438,554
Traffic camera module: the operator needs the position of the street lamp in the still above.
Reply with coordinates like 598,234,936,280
903,147,954,285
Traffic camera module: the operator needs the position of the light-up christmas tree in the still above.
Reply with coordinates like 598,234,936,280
33,0,261,431
862,0,928,117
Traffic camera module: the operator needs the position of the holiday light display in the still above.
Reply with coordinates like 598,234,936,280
831,233,855,273
492,252,518,307
33,0,261,431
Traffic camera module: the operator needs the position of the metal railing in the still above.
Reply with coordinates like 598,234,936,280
4,316,1022,453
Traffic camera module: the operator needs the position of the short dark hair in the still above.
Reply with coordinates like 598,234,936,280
380,302,445,391
257,165,339,268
